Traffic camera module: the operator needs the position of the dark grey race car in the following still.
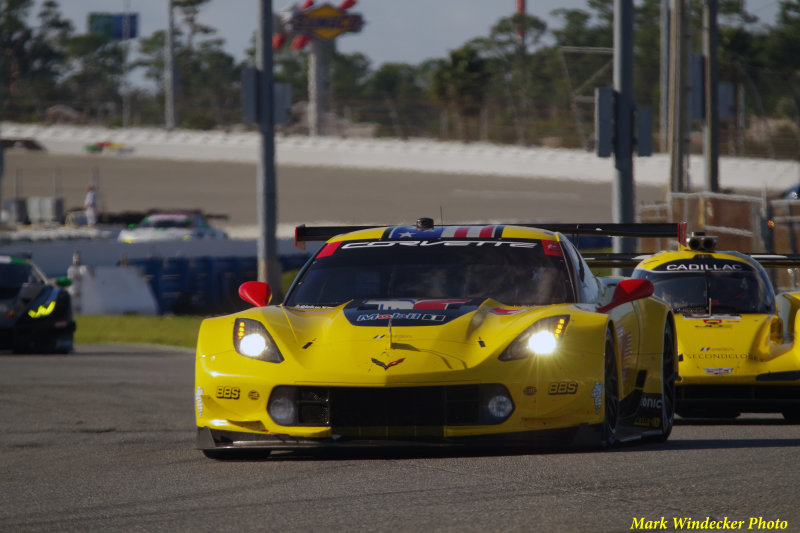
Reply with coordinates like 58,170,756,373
0,255,75,353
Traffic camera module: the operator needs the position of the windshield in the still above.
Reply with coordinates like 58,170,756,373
633,269,772,315
286,239,575,307
139,215,194,229
0,263,43,300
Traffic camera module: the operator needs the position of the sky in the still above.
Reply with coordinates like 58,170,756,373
40,1,585,66
34,0,783,88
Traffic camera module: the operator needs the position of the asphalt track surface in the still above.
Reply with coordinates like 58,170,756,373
3,151,667,231
2,345,800,532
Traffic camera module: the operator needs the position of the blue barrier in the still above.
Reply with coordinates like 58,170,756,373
124,254,310,315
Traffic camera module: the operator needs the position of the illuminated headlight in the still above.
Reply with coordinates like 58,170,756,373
233,318,284,363
28,300,56,319
499,315,570,361
527,330,556,354
240,334,267,356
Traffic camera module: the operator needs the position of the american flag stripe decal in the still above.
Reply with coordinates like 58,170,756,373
440,225,503,238
383,225,505,239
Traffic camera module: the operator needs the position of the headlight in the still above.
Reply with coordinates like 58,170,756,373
486,394,514,419
233,318,284,363
499,315,570,361
268,386,297,425
481,384,515,423
28,300,57,318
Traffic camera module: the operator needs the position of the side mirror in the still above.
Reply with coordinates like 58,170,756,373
239,281,272,307
597,278,654,313
56,276,73,288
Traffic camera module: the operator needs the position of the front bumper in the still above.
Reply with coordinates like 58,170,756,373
677,383,800,413
197,423,605,452
0,320,75,351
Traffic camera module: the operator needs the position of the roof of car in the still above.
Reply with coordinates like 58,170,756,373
326,224,561,243
145,211,197,218
0,255,30,265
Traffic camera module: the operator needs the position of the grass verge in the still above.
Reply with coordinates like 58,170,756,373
74,269,301,349
75,315,203,349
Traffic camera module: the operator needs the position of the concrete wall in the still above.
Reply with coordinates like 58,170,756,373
3,122,798,192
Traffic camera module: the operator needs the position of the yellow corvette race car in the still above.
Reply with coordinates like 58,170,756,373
630,233,800,421
195,219,678,458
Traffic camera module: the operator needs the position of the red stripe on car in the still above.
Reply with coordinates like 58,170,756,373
542,239,563,256
317,242,342,258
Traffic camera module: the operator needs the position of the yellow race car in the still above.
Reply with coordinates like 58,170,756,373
630,233,800,421
195,219,678,457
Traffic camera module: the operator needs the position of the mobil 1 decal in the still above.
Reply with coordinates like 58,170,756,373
344,299,477,326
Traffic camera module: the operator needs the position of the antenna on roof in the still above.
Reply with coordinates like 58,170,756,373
439,206,444,226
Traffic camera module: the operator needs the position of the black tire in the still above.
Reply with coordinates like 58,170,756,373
601,328,620,448
652,323,676,442
32,335,72,355
782,411,800,424
46,335,74,355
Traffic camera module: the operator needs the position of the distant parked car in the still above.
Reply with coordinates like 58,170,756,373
778,184,800,199
118,211,228,243
0,255,75,353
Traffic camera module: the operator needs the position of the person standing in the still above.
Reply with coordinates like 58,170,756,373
84,185,97,226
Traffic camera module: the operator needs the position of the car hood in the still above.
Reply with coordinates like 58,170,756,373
675,313,790,364
247,298,575,376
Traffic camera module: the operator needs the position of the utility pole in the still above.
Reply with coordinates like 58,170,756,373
307,39,329,136
703,0,720,192
257,0,282,298
165,0,176,130
668,0,689,192
122,0,131,128
659,0,670,152
612,0,636,254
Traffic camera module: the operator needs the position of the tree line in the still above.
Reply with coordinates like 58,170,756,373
2,0,799,157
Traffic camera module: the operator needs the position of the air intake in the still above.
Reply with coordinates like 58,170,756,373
686,232,718,252
416,217,435,230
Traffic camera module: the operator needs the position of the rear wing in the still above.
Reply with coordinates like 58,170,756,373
582,252,800,270
581,253,652,269
294,221,688,250
750,255,800,268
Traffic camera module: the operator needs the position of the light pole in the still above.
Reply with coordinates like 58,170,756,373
165,0,176,130
257,0,282,297
612,0,636,254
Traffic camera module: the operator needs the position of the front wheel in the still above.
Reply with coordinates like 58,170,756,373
601,328,619,448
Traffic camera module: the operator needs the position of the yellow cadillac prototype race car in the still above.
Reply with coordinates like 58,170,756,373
629,234,800,421
194,219,679,458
